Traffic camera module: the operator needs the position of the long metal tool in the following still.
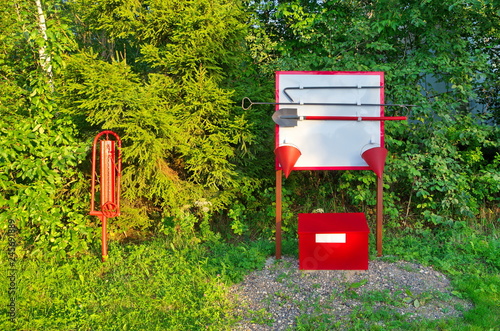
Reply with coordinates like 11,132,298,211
282,85,383,102
242,97,416,112
242,97,408,111
272,108,407,127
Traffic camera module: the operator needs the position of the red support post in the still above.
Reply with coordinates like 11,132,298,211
276,169,283,259
376,175,384,257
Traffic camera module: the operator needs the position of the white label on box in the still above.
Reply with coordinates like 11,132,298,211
315,233,346,243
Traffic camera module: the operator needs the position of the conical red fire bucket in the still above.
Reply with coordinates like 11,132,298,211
275,144,301,178
361,146,388,178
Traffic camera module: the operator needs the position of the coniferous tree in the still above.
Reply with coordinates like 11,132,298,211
59,0,271,237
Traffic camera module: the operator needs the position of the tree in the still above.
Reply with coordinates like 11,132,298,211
35,0,53,87
247,0,500,228
58,0,273,238
0,0,91,257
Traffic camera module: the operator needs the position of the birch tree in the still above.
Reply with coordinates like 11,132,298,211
0,0,90,257
35,0,53,87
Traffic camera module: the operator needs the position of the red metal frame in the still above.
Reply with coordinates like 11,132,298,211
89,130,122,261
273,71,400,261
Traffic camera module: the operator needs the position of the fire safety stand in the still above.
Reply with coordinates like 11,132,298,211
268,71,409,265
90,131,122,262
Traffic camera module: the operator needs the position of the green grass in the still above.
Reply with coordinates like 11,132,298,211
292,221,500,330
1,220,498,330
0,237,270,330
383,222,500,330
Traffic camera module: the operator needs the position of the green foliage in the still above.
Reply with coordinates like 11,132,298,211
1,0,498,267
61,53,195,229
248,0,500,230
226,186,295,239
383,223,500,330
204,239,272,283
1,222,498,330
0,112,91,257
0,0,92,257
57,0,273,238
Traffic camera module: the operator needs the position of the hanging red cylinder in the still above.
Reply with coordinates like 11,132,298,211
90,131,121,218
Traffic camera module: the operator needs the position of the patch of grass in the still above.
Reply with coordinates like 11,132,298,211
459,273,500,329
1,217,497,330
0,237,271,330
358,289,403,306
295,312,343,330
204,238,271,283
290,222,499,330
346,304,415,330
383,223,500,330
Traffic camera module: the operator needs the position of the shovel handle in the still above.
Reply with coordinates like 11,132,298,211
304,115,407,121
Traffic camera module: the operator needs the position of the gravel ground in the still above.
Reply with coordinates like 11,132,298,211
230,256,472,330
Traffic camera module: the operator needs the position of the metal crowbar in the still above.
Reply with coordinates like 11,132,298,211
242,97,414,111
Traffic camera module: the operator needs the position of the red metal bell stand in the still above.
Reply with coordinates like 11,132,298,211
90,130,122,262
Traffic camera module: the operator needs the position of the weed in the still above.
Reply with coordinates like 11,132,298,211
247,308,274,326
276,271,292,283
274,290,292,303
360,289,402,307
346,278,368,291
343,279,368,298
397,263,420,273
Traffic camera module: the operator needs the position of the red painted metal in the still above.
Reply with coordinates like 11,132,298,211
90,130,122,261
303,115,407,121
270,71,410,265
275,145,301,178
298,213,369,270
90,131,121,217
275,71,387,172
361,147,388,179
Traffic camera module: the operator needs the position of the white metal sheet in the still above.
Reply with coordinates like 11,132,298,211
276,71,384,170
315,233,347,243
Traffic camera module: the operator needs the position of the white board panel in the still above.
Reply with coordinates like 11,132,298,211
275,71,384,170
